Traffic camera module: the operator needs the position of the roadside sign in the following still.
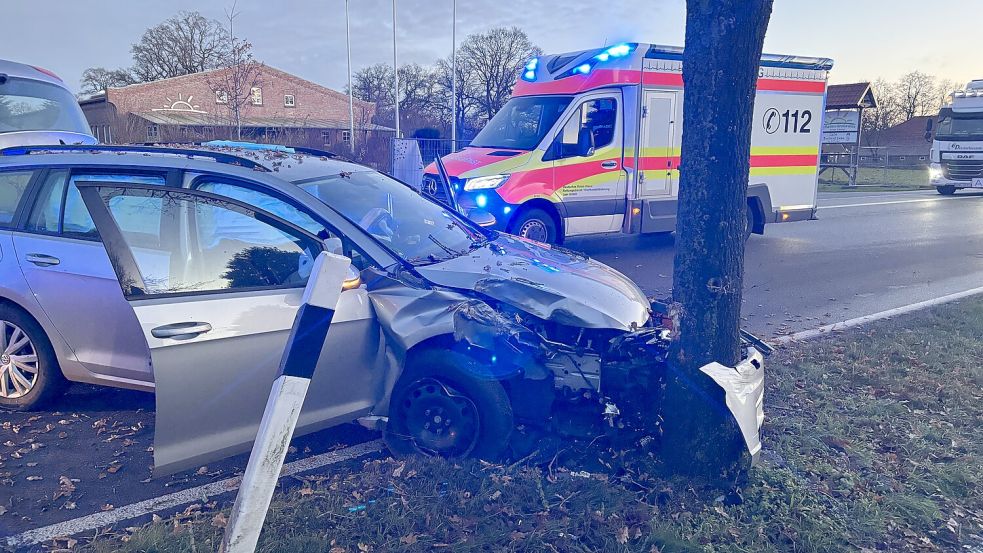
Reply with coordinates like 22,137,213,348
822,131,859,144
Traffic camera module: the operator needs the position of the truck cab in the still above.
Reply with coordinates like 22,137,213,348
929,80,983,195
424,43,832,244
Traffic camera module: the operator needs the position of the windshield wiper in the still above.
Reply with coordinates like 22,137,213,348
428,233,466,258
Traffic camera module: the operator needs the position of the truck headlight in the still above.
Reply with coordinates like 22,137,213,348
929,163,943,180
463,174,509,191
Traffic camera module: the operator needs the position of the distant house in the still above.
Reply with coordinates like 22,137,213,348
861,115,934,168
78,64,394,151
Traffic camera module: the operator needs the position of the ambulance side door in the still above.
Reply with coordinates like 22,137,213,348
545,90,626,236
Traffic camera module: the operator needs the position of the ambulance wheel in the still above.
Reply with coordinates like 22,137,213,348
385,350,514,460
936,185,957,196
744,207,755,241
510,208,559,244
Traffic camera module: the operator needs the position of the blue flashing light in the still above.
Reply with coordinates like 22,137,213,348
491,355,497,364
525,58,538,71
607,43,632,57
522,58,539,81
503,206,512,215
574,63,592,75
476,194,488,208
523,70,536,81
594,43,634,64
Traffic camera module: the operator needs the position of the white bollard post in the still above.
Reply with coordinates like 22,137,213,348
220,252,351,553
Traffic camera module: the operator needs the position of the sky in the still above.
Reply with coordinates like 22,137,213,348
3,0,980,94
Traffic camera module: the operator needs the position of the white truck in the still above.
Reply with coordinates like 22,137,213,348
929,79,983,194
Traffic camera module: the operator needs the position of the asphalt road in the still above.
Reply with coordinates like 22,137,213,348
3,188,983,545
569,188,983,337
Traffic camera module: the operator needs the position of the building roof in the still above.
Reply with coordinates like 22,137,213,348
132,111,394,132
826,82,878,110
864,115,933,155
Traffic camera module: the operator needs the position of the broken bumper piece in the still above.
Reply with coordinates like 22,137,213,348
698,347,766,464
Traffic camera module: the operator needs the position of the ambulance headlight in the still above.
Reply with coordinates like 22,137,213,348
463,174,509,191
929,163,943,180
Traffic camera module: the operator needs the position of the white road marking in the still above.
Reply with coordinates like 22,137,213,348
774,285,983,344
2,439,384,549
819,196,980,210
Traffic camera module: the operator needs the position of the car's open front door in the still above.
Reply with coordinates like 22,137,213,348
76,182,341,474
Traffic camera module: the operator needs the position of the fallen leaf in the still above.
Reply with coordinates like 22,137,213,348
357,542,372,552
26,475,42,481
211,512,228,528
399,534,418,545
392,463,404,478
0,506,7,516
616,526,629,545
101,504,114,511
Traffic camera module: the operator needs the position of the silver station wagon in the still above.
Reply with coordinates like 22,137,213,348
0,143,764,473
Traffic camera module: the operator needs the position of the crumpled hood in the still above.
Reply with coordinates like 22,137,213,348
416,234,650,330
423,147,534,180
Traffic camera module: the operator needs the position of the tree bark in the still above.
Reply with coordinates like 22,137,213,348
661,0,773,481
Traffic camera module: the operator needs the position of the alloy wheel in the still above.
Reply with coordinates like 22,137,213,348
399,378,480,457
0,321,39,399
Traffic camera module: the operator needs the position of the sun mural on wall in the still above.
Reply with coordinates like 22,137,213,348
152,94,207,114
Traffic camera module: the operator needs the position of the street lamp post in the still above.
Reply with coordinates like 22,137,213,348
392,0,400,138
345,0,356,154
451,0,457,150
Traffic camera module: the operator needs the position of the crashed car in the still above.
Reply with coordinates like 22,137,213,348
0,143,764,473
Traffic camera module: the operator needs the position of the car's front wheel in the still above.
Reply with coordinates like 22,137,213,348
0,305,66,411
937,185,957,196
385,350,513,460
509,208,560,244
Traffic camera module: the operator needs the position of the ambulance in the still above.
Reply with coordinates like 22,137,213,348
422,43,833,244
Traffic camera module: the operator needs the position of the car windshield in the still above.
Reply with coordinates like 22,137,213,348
469,95,572,150
935,112,983,140
296,170,485,265
0,76,91,134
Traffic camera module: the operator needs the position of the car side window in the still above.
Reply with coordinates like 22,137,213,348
25,171,166,239
93,188,322,297
0,171,35,229
556,97,618,158
194,179,371,270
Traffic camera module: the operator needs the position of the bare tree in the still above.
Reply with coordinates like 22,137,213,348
456,27,541,121
79,67,137,96
893,71,939,120
349,63,445,133
130,11,231,82
207,38,262,140
661,0,774,481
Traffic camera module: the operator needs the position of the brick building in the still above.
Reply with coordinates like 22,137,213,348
79,64,393,152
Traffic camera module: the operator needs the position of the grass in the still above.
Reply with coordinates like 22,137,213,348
818,167,934,192
81,299,983,552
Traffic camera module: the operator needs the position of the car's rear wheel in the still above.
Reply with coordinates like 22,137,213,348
937,185,957,196
510,208,559,244
0,305,66,411
385,350,513,460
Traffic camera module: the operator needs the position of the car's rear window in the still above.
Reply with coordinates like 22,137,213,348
0,76,90,135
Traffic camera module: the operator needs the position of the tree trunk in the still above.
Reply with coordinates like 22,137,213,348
661,0,773,482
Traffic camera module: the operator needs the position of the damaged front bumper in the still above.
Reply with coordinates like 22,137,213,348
698,347,766,464
450,297,767,462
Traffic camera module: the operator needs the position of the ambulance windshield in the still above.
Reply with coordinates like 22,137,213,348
469,95,573,150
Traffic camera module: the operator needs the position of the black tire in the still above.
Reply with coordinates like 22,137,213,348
937,185,957,196
385,349,514,460
509,208,560,244
0,304,67,411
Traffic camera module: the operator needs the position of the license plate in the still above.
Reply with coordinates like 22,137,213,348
973,178,983,188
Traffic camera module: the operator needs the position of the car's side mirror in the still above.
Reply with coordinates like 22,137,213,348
322,236,343,255
925,119,934,142
576,127,596,157
342,264,362,290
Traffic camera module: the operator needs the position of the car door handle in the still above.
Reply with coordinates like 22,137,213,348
151,322,213,339
601,161,619,169
25,253,60,267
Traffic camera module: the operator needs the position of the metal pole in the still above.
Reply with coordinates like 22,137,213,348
451,0,457,150
392,0,401,138
346,0,356,154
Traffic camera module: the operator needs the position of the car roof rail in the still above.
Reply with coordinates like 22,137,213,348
0,144,270,172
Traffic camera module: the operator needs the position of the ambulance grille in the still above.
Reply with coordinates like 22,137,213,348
941,159,983,181
421,173,453,203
